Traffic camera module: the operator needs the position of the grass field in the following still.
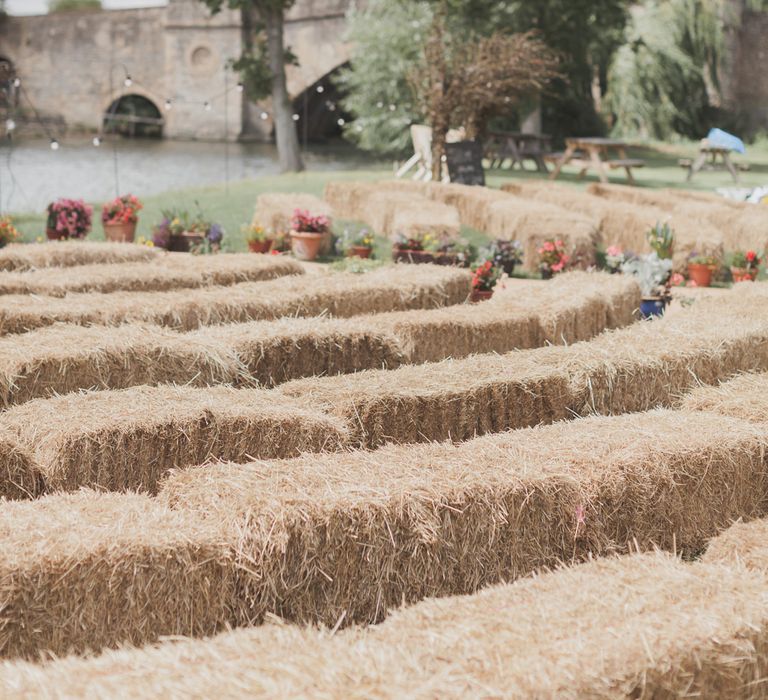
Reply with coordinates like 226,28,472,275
8,139,767,253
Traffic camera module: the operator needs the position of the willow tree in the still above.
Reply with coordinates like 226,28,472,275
201,0,304,172
410,19,560,179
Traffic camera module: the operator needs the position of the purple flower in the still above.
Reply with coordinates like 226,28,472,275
207,223,224,244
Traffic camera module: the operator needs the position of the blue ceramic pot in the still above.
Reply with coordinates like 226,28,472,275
640,297,666,319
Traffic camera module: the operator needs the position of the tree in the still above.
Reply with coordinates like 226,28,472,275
48,0,102,11
410,17,560,179
201,0,304,172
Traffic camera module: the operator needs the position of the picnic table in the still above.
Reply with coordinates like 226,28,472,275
485,132,552,173
548,137,645,184
680,141,747,183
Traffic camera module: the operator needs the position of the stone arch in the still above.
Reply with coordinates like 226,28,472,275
0,55,17,110
290,62,351,143
103,92,164,138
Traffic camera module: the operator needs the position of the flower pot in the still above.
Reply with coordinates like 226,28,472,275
168,232,205,253
471,289,494,303
731,266,758,283
501,261,516,276
393,249,434,264
46,228,68,241
347,245,372,259
640,297,666,319
290,231,324,261
541,268,553,280
687,263,714,287
435,252,460,266
103,221,137,243
248,239,273,254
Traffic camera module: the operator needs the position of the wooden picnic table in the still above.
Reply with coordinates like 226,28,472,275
548,137,645,184
680,141,745,182
486,131,552,173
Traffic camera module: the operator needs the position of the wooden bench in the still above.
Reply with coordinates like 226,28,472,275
606,158,645,169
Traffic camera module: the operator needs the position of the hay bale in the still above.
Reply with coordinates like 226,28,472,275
586,182,684,211
702,517,768,570
0,385,349,494
0,241,159,272
323,181,378,221
0,323,244,408
0,254,303,297
0,431,41,500
252,193,332,234
0,266,472,335
389,198,461,240
0,491,234,660
160,410,767,629
277,349,575,448
679,371,768,423
485,197,599,271
5,553,768,698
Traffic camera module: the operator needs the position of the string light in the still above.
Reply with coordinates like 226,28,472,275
376,101,384,109
292,113,300,121
92,135,101,147
12,78,20,88
337,118,345,126
4,119,15,133
389,104,396,111
204,101,212,111
260,111,269,120
164,99,173,110
316,85,324,93
236,82,244,92
123,75,133,87
50,138,59,151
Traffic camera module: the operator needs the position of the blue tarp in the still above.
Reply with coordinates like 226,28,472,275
706,128,746,154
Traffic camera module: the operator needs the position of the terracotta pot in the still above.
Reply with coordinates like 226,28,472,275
46,228,68,241
103,221,137,243
470,288,494,303
290,231,324,261
393,248,434,264
687,263,715,287
168,232,205,253
347,245,372,259
731,266,758,283
248,239,273,254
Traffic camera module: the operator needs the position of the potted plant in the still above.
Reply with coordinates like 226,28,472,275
731,250,762,282
482,239,522,275
0,216,20,248
621,252,673,318
46,198,92,240
470,259,501,302
290,209,331,262
647,222,674,260
537,238,569,279
342,227,375,259
687,253,720,287
432,237,477,267
604,244,626,274
152,208,224,253
244,223,273,254
101,194,142,243
393,232,436,264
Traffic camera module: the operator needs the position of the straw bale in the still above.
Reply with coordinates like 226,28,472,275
0,253,303,297
680,371,768,423
0,265,471,335
0,491,235,660
485,196,599,271
422,182,511,231
323,181,378,221
703,517,768,571
673,201,768,253
277,349,575,447
252,193,332,233
0,241,159,272
0,385,348,494
389,198,461,240
161,410,767,628
586,182,684,211
0,323,244,408
0,431,41,500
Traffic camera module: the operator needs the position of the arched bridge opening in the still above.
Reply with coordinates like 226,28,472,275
104,94,164,138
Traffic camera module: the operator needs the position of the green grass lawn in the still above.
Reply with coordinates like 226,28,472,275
7,139,768,254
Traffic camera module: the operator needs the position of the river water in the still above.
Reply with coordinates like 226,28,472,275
0,137,381,214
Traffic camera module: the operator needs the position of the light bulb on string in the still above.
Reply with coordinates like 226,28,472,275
123,75,133,87
389,104,396,111
12,78,20,88
260,111,269,120
376,101,384,109
92,135,101,147
5,119,15,133
292,113,300,121
164,99,173,110
236,82,244,92
50,138,60,151
316,85,324,94
337,118,345,126
327,102,336,112
204,101,212,112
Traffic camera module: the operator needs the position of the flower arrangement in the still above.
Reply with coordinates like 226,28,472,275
102,194,142,225
647,222,674,260
393,231,437,252
0,216,20,248
604,244,626,273
621,252,673,298
669,272,686,287
688,253,720,267
537,238,569,277
152,207,224,253
46,198,92,240
347,228,374,248
291,209,331,234
471,259,501,292
731,249,762,282
244,223,271,243
482,239,522,275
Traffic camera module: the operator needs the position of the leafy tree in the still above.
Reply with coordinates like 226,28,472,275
48,0,102,11
201,0,304,172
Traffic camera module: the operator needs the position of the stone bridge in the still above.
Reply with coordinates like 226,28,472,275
0,0,356,140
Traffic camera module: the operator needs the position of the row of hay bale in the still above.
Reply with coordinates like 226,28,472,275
0,241,159,271
0,253,304,297
0,272,638,408
0,264,471,336
5,541,768,698
0,400,765,660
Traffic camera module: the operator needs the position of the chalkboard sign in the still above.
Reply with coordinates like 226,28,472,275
445,140,485,186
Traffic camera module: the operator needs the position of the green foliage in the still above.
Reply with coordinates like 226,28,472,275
48,0,101,11
336,0,432,156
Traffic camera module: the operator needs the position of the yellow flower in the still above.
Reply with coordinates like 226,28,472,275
172,218,180,226
36,236,43,243
146,241,154,247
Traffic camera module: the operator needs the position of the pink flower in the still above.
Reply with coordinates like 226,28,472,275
606,245,622,257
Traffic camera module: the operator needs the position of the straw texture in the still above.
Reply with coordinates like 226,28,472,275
0,241,159,272
0,265,471,335
252,193,332,233
5,553,768,698
0,253,303,297
703,517,768,571
159,409,768,628
680,371,768,423
0,431,41,500
0,385,348,494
